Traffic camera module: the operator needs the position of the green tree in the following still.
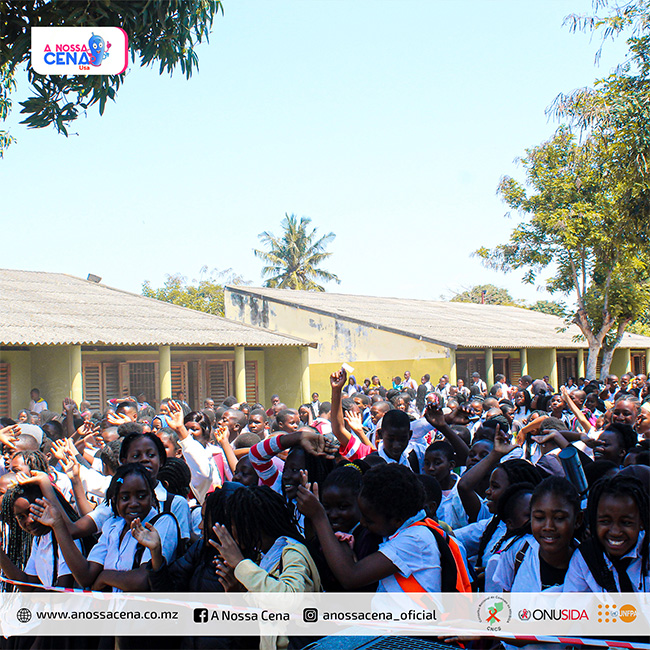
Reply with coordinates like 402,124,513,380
142,267,247,317
0,1,222,154
253,214,340,291
528,300,567,318
476,128,650,380
449,284,519,306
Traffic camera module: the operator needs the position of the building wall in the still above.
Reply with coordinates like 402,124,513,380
30,345,74,414
226,291,452,398
609,347,633,378
263,347,304,408
0,349,31,418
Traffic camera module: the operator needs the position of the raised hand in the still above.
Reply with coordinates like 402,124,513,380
494,425,517,456
209,524,244,568
213,425,229,445
130,518,161,551
106,411,131,427
62,397,76,413
344,411,364,435
0,424,20,450
165,400,185,431
449,404,472,425
296,482,324,520
31,497,62,528
330,369,347,391
424,403,446,429
214,558,243,592
299,430,339,458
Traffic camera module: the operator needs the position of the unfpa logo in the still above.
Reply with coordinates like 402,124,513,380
597,603,637,623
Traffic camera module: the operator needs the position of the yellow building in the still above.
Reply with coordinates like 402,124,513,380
0,270,315,418
224,286,650,398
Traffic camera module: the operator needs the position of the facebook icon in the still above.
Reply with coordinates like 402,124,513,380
194,608,209,623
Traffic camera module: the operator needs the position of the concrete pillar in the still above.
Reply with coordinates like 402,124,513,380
70,345,83,405
159,345,171,402
519,348,528,378
300,347,311,405
550,348,558,391
577,348,585,379
621,348,632,375
646,349,650,375
234,346,246,403
485,348,494,388
448,348,457,385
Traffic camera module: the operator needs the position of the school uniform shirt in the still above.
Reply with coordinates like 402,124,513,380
24,532,79,588
178,435,223,503
492,534,564,592
455,517,508,568
484,535,529,592
377,509,442,592
88,507,179,592
437,474,470,530
563,532,649,593
88,483,190,540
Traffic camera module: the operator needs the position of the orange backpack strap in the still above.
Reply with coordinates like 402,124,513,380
393,518,472,593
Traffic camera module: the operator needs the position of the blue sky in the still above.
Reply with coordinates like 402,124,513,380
1,1,629,305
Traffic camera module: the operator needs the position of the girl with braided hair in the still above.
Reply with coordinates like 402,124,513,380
564,474,648,592
0,480,83,590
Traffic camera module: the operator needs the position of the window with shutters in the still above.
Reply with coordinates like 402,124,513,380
557,354,578,386
104,364,120,403
83,364,102,410
245,360,258,404
494,355,511,382
171,363,188,399
128,362,157,404
205,361,234,404
456,354,486,385
509,357,522,384
632,352,646,375
0,363,10,418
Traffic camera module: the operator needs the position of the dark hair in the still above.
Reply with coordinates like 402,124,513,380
99,439,122,474
603,423,638,454
380,408,410,431
222,396,238,408
587,474,649,580
226,486,304,560
497,482,534,525
284,443,335,498
249,409,268,422
41,420,64,441
119,432,167,467
201,484,244,564
157,458,191,497
223,408,248,431
425,440,455,463
584,459,618,488
498,459,545,487
105,463,158,518
417,474,442,515
117,422,143,437
232,433,262,449
276,409,298,425
11,450,49,473
116,400,138,413
531,476,581,516
184,411,212,440
359,464,424,521
322,463,364,495
318,402,331,416
538,416,568,432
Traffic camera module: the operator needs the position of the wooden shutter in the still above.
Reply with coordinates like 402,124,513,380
171,363,187,399
0,363,10,418
245,360,258,404
509,357,521,384
83,364,102,410
104,364,120,403
206,362,228,404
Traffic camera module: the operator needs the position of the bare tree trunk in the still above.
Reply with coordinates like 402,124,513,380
585,344,600,381
599,320,630,379
572,306,615,381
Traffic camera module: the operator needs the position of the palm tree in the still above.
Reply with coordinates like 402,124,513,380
253,214,340,291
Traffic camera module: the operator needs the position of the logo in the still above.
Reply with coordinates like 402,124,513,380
518,609,588,621
619,605,637,623
16,608,32,623
31,27,128,75
302,608,318,623
597,603,637,623
194,608,208,623
477,596,511,631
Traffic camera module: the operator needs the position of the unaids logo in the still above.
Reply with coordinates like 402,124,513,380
32,27,128,75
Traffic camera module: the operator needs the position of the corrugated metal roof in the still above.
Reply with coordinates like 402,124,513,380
0,270,314,347
228,286,650,350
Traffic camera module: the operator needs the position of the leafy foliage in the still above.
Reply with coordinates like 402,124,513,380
450,284,520,306
528,300,568,317
253,214,340,291
0,0,222,150
142,267,247,317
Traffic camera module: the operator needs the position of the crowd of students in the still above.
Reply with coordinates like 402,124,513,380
0,366,648,650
